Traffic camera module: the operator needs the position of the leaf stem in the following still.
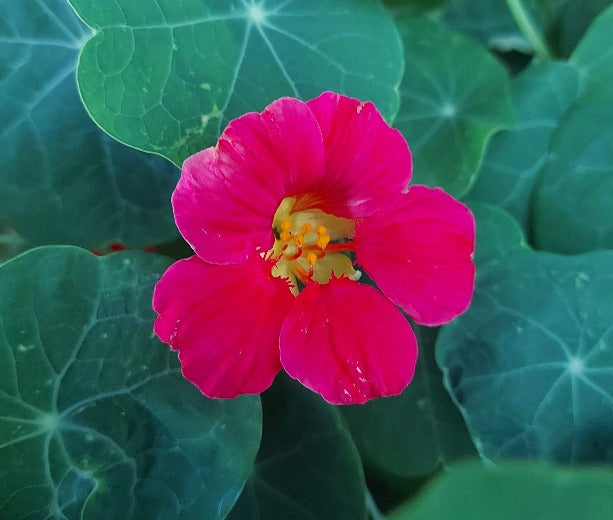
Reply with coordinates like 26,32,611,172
366,489,385,520
506,0,552,59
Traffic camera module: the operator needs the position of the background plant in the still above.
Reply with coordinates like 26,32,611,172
1,0,612,518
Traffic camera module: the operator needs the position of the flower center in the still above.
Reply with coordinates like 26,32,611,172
267,197,357,293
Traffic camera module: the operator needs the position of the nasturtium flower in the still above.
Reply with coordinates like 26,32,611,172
153,92,475,405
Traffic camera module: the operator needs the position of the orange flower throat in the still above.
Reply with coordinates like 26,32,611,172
267,197,358,294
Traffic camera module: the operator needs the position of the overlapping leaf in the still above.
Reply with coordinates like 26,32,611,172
569,3,613,92
441,0,530,52
341,325,476,478
467,60,578,231
532,5,613,253
228,375,366,520
383,0,446,17
555,0,612,56
389,461,613,520
468,202,525,266
394,15,513,197
437,208,613,464
0,0,179,250
69,0,403,166
0,247,262,519
468,6,613,249
532,92,613,253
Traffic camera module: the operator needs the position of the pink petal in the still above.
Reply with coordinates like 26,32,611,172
304,91,412,218
355,186,475,326
153,255,295,398
173,97,325,264
279,277,417,405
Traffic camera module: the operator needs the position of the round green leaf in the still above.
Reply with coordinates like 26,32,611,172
437,249,613,464
530,6,613,253
0,0,179,249
532,92,613,254
228,375,366,520
341,325,476,478
395,16,513,197
442,0,530,52
69,0,403,166
0,246,262,519
467,60,578,230
389,461,613,520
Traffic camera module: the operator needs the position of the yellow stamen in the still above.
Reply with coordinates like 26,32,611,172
316,234,331,249
269,197,357,287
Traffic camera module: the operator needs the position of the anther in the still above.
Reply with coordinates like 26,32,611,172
316,225,327,236
301,223,312,235
293,234,305,247
306,252,318,266
281,220,291,231
316,234,331,249
280,230,291,242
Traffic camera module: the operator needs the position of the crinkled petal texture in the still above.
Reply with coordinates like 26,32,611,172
153,256,294,398
305,91,412,218
173,98,325,264
355,186,475,326
279,277,417,405
173,93,413,266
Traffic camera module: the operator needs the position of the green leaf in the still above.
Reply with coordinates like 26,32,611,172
472,0,613,59
383,0,446,17
569,4,613,95
441,0,530,53
532,92,613,253
228,375,366,520
389,460,613,520
467,60,578,231
556,0,613,57
341,325,476,478
469,203,525,266
0,0,179,249
436,248,613,464
68,0,403,166
394,16,513,197
529,6,613,253
0,246,262,519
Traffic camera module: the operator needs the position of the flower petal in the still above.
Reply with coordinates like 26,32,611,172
304,91,412,218
355,186,475,326
153,255,295,398
279,277,417,405
173,97,325,264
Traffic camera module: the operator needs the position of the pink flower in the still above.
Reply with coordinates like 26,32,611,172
153,92,475,405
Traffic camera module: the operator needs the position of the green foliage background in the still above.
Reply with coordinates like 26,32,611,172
1,0,612,518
